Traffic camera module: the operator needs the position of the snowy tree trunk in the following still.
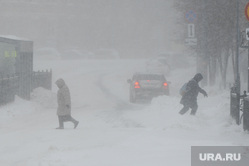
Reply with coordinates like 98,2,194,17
209,55,216,86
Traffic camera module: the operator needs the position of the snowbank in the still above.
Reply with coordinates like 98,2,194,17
31,87,57,109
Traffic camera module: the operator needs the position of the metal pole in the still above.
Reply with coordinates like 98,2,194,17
236,0,240,83
235,0,241,125
248,47,249,92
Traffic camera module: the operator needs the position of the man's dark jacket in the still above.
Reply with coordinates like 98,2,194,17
180,73,207,107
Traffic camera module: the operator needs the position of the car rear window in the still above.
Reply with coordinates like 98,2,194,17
133,74,165,81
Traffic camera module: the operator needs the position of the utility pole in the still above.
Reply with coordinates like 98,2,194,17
197,0,208,87
233,0,241,125
248,45,249,92
236,0,240,94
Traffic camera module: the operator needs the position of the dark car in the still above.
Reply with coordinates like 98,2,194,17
127,73,170,103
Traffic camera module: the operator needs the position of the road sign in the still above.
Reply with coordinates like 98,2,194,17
186,10,197,23
240,31,249,48
188,24,195,38
246,28,249,40
245,3,249,21
185,38,197,46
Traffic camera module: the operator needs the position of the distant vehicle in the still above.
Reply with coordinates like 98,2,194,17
61,49,94,60
34,47,61,60
92,49,120,59
127,72,170,103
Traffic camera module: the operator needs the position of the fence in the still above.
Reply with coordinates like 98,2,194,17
230,87,240,125
230,87,249,131
243,97,249,131
0,70,52,106
32,70,52,91
0,36,52,105
0,75,19,106
0,36,33,100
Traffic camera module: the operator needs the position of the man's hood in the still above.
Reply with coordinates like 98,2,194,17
193,73,203,82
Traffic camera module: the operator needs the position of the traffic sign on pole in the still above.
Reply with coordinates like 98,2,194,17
185,10,197,46
246,28,249,40
188,24,195,38
185,38,197,46
186,10,197,23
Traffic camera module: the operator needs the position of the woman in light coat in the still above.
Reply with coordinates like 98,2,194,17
55,78,79,129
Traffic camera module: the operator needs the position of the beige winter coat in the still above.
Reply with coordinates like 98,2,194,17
55,78,71,116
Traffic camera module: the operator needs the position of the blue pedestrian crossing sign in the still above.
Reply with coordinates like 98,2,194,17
186,10,197,23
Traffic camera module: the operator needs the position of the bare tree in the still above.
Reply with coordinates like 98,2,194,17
174,0,249,89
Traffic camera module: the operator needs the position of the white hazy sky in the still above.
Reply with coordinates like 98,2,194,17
0,0,179,58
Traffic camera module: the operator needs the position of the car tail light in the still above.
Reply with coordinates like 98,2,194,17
134,81,140,88
163,82,168,87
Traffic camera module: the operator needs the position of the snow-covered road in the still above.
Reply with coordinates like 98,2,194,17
0,59,248,166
